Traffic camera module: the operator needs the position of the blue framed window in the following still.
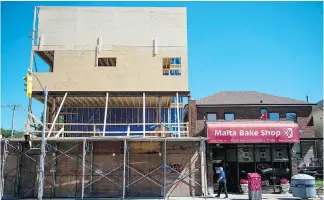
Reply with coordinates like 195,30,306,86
286,113,297,123
207,113,217,121
260,108,267,119
260,108,267,115
225,113,235,120
269,113,279,120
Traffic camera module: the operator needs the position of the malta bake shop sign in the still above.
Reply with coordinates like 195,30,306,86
207,122,299,143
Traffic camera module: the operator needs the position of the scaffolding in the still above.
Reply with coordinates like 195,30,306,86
0,137,207,199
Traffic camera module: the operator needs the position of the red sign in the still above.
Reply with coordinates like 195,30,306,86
207,123,299,144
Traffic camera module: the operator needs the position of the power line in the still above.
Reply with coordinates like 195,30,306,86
1,104,25,138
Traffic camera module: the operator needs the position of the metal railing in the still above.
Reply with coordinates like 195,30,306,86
32,122,189,138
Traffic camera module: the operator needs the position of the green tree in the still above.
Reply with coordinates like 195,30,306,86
0,128,24,138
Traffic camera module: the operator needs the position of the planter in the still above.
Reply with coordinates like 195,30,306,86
280,183,290,194
240,183,248,194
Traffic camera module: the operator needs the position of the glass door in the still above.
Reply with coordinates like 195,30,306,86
211,145,225,193
272,144,290,193
255,145,273,193
225,145,237,192
238,145,255,182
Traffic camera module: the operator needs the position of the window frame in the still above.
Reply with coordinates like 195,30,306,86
224,112,235,120
286,112,297,123
260,108,267,114
163,57,182,76
269,112,280,121
97,57,117,67
206,113,217,121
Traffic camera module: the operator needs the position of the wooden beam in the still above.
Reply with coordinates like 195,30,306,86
92,97,102,107
117,97,124,107
124,97,131,107
130,97,136,107
68,97,80,107
109,97,117,107
54,127,64,138
47,92,68,138
73,97,86,107
137,97,141,107
79,97,89,107
87,97,96,106
98,97,106,105
28,112,49,131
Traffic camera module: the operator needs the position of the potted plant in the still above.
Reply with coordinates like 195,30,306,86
240,179,248,194
280,178,290,194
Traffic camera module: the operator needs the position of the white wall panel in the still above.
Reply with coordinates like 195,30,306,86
37,7,187,50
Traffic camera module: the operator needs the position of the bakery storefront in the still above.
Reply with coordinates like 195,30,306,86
206,121,299,194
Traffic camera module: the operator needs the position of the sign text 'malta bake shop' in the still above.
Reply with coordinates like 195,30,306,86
214,129,282,137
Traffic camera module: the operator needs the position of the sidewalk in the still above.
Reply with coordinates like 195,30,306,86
163,193,322,200
2,194,322,200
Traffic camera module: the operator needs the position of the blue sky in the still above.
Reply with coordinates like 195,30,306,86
1,1,323,130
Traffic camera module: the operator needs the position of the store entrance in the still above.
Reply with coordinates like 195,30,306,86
210,144,291,194
211,145,238,193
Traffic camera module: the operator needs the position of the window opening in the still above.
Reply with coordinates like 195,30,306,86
163,57,181,76
98,57,116,67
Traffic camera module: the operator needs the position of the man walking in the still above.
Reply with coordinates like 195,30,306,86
216,167,228,198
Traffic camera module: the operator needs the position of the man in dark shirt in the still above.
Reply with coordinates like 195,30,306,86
216,167,228,198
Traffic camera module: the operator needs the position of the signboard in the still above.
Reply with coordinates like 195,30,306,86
207,123,299,144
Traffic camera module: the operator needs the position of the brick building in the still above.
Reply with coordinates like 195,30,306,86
185,91,321,194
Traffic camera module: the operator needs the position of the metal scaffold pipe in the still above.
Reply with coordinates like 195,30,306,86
176,92,180,138
38,86,48,200
81,139,86,199
122,138,127,199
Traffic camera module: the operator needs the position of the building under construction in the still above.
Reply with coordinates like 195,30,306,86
0,6,207,199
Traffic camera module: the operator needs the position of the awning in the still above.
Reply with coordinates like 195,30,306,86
207,121,299,144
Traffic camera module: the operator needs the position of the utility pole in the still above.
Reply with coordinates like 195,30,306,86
1,104,23,138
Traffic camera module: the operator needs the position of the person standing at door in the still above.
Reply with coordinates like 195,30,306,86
216,167,228,198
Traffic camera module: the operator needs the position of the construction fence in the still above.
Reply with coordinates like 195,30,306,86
0,138,207,199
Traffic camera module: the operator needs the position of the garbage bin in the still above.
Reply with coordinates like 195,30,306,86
291,174,316,198
248,173,262,200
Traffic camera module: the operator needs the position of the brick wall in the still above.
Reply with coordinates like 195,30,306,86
188,104,315,138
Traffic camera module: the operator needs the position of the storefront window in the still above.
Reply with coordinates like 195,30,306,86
238,145,255,180
272,145,290,188
255,145,273,190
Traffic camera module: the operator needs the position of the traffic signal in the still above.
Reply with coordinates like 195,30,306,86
23,73,32,98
